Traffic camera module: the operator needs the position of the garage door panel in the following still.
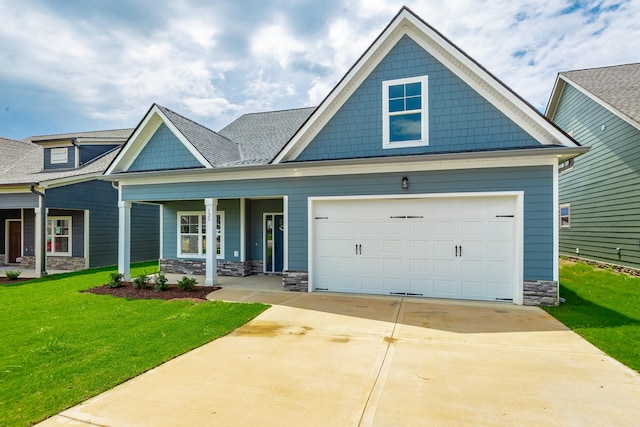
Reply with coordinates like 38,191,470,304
313,196,516,301
462,280,485,298
461,260,484,276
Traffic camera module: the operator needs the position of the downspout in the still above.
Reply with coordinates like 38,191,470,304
29,185,47,276
71,137,80,167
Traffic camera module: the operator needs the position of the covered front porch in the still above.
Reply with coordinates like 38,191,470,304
118,195,299,290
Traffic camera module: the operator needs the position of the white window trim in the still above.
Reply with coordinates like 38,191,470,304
382,75,429,149
50,148,68,164
47,216,72,256
177,211,224,259
560,203,571,229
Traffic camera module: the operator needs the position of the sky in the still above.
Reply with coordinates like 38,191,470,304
0,0,638,140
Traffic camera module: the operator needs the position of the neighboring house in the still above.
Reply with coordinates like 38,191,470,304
104,7,585,305
0,129,159,276
547,63,640,270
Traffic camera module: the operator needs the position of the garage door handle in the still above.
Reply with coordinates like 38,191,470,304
355,244,362,255
455,245,458,257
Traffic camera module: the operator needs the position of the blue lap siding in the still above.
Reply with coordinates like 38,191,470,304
123,165,554,281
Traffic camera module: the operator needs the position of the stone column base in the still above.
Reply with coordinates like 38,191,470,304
282,270,308,292
523,280,558,306
160,259,251,277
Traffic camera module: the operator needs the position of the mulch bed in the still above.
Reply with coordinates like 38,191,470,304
84,282,221,301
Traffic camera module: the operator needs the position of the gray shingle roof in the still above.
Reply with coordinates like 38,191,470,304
218,107,315,164
561,63,640,124
25,128,134,143
0,135,120,186
152,105,314,168
157,105,239,167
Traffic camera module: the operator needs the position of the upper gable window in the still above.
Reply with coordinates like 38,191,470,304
50,148,68,164
382,76,428,149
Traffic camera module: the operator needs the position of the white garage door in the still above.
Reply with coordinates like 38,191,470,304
312,195,517,302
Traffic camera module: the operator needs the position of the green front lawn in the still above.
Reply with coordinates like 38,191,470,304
544,260,640,373
0,263,268,427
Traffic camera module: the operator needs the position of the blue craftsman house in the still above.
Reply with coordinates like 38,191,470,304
105,7,585,305
0,129,159,275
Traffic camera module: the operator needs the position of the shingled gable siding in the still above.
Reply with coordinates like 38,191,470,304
555,84,640,268
296,35,541,162
128,123,203,172
123,165,555,282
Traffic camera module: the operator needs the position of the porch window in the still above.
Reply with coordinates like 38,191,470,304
177,211,224,259
47,216,71,256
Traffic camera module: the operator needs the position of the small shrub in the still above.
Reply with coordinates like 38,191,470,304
108,272,124,288
153,272,169,293
133,273,150,290
177,276,198,292
5,270,21,280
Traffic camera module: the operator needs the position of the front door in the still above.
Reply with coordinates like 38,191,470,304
264,213,284,273
8,221,21,263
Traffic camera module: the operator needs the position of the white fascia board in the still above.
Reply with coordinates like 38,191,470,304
39,172,102,189
0,185,34,194
274,9,577,164
110,149,569,188
545,76,565,120
557,75,640,132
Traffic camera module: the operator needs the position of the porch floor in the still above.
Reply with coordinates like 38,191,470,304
164,273,284,293
0,266,68,279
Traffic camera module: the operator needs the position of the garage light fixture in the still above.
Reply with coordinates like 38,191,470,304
401,176,409,190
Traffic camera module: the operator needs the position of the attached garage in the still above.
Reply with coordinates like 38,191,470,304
310,193,522,302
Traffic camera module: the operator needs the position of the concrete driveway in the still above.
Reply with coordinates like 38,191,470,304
39,289,640,426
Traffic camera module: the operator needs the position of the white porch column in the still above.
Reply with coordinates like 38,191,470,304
118,201,131,280
239,198,246,262
205,198,218,286
34,206,45,278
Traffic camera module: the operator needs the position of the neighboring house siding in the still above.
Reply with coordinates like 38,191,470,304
296,35,540,161
79,145,119,164
44,146,75,169
47,181,159,267
129,123,203,171
48,208,84,257
0,209,21,254
0,193,39,209
22,210,36,258
555,84,640,267
123,165,554,280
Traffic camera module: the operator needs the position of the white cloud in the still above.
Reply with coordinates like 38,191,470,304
0,0,638,139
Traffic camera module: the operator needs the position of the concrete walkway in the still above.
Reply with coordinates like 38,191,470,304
39,289,640,426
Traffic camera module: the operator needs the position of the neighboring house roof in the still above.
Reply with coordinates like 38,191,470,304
0,132,124,188
25,128,134,143
547,62,640,128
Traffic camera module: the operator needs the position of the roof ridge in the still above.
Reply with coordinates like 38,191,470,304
561,62,640,75
156,104,237,146
26,128,135,140
240,106,317,116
